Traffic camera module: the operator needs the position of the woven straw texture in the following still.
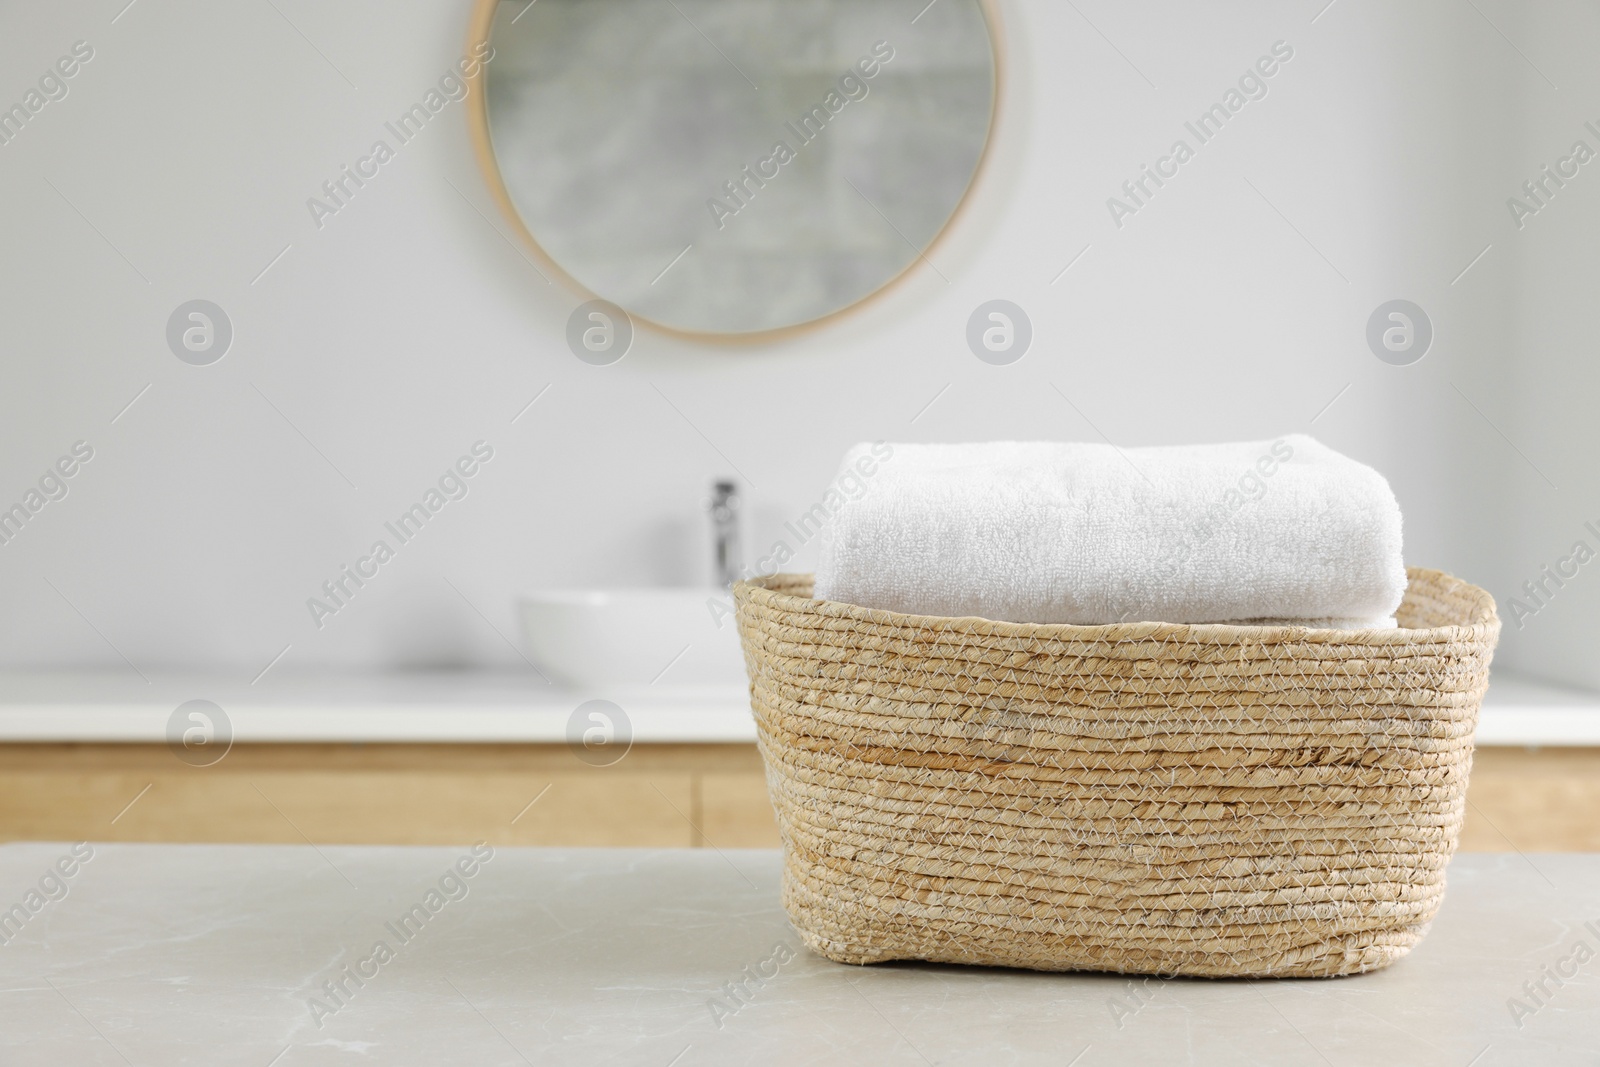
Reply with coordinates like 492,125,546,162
733,568,1499,978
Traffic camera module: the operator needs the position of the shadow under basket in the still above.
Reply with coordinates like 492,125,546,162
732,568,1500,978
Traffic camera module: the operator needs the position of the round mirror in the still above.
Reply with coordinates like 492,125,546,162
470,0,999,338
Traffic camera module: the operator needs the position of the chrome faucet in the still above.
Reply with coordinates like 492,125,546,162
709,479,742,589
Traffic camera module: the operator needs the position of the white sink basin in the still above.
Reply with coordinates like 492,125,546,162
517,588,746,688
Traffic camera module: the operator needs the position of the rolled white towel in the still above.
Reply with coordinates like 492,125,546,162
813,435,1405,626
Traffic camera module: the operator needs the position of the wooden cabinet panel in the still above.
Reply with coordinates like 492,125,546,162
0,744,757,848
1459,746,1600,852
0,744,1595,852
0,769,698,848
700,772,780,849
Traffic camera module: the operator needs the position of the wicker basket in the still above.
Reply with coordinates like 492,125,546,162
732,568,1499,978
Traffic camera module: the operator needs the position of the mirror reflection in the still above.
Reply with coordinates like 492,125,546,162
480,0,997,335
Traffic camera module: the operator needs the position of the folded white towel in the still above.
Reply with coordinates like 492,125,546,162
813,435,1405,626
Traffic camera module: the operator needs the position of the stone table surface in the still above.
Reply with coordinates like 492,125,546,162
0,844,1596,1066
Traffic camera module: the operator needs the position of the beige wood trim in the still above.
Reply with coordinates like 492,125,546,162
0,744,768,848
4,744,1595,852
462,0,1006,345
701,770,780,848
1459,745,1600,853
1,770,697,848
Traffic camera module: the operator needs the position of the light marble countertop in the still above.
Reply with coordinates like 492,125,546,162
0,844,1596,1065
0,671,757,744
1,669,1598,745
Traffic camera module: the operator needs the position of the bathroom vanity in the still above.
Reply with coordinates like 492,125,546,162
1,671,1599,852
0,672,772,849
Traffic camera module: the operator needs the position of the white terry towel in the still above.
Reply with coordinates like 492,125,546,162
813,436,1406,627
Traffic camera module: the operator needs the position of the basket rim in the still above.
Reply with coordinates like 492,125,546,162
734,566,1499,647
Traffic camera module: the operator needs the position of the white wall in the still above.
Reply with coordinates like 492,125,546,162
1499,1,1600,690
0,0,1584,683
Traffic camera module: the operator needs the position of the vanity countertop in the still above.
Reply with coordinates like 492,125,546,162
1,843,1595,1065
1,669,1598,745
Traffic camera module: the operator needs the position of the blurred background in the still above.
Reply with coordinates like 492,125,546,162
0,0,1595,851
